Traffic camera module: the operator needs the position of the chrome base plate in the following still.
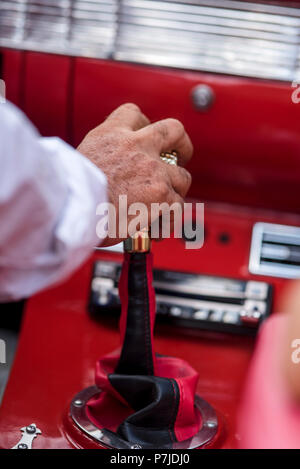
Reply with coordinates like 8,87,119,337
70,386,218,449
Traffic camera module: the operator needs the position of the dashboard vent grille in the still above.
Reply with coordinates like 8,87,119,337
249,223,300,279
0,0,118,58
1,1,300,81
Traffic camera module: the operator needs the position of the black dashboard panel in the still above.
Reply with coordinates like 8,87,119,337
89,260,273,336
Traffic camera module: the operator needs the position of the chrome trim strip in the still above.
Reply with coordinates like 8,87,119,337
154,279,246,299
1,1,300,81
155,293,267,314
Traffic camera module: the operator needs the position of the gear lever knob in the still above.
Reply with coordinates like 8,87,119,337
123,229,151,253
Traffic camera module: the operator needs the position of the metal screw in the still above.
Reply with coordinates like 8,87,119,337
74,399,84,407
207,420,217,428
191,84,215,111
18,443,28,449
26,425,36,434
131,444,142,449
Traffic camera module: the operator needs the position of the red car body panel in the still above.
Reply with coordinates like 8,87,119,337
1,45,300,448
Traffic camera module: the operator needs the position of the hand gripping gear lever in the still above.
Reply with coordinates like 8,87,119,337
69,153,218,449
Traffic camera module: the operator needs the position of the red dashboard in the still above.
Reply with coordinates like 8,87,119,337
0,199,299,448
1,39,300,449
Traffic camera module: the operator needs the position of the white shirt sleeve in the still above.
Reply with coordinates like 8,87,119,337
0,102,107,302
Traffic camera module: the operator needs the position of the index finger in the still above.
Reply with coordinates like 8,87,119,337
137,118,193,166
103,103,150,131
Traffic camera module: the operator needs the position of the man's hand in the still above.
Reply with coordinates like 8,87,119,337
77,103,193,245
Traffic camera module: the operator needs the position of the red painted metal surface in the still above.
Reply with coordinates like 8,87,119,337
0,49,72,141
21,52,73,142
72,58,300,213
0,203,299,449
1,48,24,106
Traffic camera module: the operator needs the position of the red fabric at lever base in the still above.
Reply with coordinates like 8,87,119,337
87,252,201,446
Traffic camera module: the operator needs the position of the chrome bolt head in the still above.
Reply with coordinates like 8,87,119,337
191,84,215,111
26,425,36,434
74,399,84,407
207,420,217,428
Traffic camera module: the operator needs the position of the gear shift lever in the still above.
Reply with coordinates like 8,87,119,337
69,154,218,449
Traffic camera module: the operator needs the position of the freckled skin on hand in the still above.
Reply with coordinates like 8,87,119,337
77,103,193,246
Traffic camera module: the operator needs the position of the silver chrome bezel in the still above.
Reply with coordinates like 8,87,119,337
249,222,300,279
70,385,218,449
